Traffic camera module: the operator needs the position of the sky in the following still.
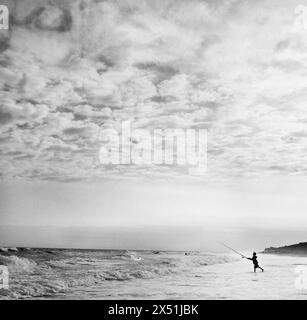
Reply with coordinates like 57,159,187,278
1,0,307,249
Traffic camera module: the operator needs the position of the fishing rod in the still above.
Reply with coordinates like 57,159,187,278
217,241,247,259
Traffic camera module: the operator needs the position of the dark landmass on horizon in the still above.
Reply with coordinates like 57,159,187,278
263,242,307,256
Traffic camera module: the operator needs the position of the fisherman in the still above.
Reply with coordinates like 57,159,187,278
244,252,264,272
218,242,265,272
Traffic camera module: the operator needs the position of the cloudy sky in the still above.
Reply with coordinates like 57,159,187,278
1,0,307,249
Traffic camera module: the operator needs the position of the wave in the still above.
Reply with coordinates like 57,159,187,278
0,255,37,273
0,254,67,299
67,255,236,286
68,267,175,287
0,280,67,300
0,251,237,299
110,250,143,261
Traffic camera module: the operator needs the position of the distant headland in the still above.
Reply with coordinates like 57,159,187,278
263,242,307,256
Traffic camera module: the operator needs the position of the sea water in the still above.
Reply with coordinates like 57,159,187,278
0,249,307,299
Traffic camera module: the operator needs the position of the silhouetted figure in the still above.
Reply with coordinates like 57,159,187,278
246,252,264,272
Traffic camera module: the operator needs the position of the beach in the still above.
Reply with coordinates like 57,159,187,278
1,249,307,300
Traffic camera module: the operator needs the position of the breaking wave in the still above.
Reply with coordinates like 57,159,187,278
0,255,37,273
0,250,236,299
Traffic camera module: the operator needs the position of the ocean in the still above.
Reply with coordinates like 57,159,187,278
0,248,307,299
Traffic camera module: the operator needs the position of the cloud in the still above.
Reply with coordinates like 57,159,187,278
1,0,307,182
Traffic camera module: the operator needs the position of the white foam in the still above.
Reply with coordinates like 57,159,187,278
0,254,37,273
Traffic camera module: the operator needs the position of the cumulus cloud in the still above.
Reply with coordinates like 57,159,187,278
1,0,306,182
